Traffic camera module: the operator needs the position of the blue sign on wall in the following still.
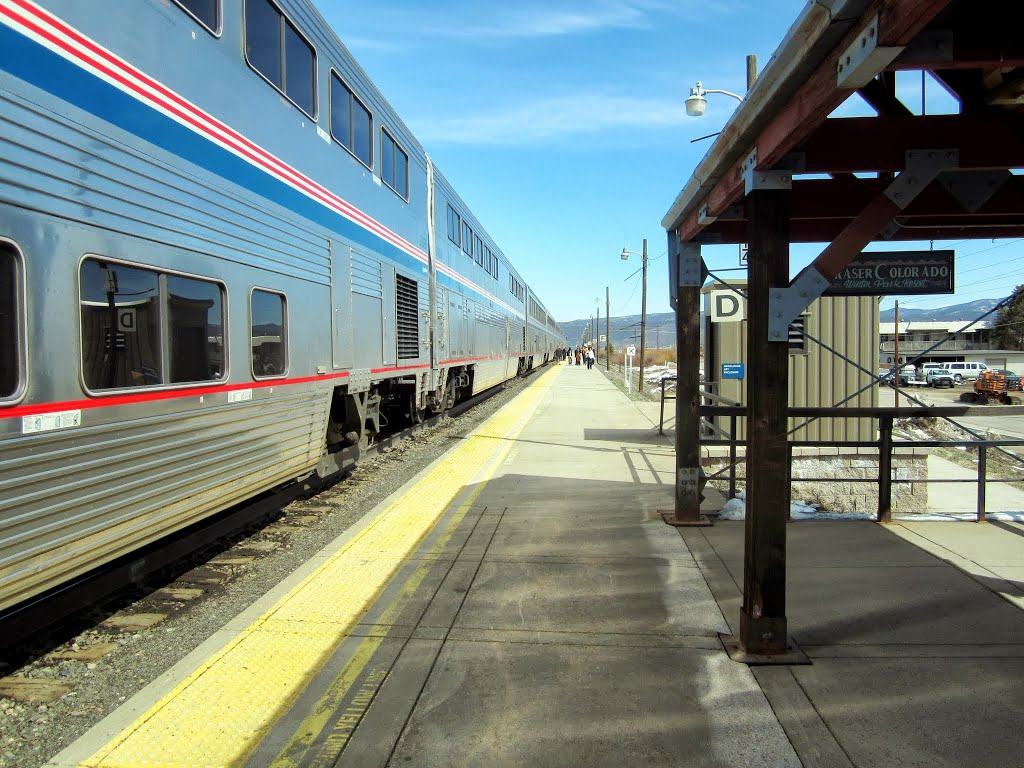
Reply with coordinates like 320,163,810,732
722,363,745,380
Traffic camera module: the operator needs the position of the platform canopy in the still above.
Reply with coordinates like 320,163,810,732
660,0,1024,660
663,0,1024,259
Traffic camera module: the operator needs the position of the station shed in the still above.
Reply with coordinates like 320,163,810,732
702,280,878,442
661,0,1024,659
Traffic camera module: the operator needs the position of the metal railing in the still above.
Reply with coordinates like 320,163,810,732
699,403,1024,522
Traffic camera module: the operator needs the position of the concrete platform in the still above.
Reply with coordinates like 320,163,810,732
50,363,1024,768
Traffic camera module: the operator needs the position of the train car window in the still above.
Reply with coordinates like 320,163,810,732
474,236,484,267
330,73,372,168
0,243,22,400
251,290,287,378
173,0,220,34
446,205,460,246
167,275,225,383
80,259,163,390
245,0,281,89
462,223,472,257
380,128,409,200
245,0,316,118
284,21,315,115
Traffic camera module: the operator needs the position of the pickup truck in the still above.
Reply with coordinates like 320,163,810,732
878,367,927,387
925,368,955,388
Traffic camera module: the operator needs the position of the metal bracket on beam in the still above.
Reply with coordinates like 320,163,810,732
836,14,903,89
885,149,959,209
697,203,717,226
767,267,831,341
742,149,793,194
938,169,1010,213
678,242,706,289
677,467,703,504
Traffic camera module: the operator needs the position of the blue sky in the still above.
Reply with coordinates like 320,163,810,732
312,1,1020,326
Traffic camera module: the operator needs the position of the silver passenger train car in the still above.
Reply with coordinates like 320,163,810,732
0,0,564,613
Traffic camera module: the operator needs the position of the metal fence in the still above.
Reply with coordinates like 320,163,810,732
655,381,1024,522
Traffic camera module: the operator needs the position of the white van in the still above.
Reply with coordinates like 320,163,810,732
945,362,988,383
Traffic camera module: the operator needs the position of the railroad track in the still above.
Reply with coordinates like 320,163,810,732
0,381,512,667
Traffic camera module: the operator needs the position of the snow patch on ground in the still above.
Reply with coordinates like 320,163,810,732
715,493,1024,522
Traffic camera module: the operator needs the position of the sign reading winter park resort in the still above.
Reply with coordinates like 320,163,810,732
825,250,954,296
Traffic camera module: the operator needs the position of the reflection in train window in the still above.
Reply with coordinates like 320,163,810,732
251,289,286,378
167,275,225,383
80,259,227,391
0,243,22,399
331,73,372,168
80,260,162,390
245,0,316,117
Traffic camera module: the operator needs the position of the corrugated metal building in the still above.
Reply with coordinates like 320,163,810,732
703,280,878,441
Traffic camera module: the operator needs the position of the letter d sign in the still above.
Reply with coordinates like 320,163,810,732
709,291,745,323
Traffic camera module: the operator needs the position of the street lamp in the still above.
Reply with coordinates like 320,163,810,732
620,238,648,393
684,80,744,117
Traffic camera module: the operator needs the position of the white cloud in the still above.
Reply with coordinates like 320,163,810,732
411,90,686,145
423,0,744,41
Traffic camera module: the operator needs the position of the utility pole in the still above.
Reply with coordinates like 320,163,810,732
596,299,600,364
894,300,901,408
639,238,648,392
605,287,610,371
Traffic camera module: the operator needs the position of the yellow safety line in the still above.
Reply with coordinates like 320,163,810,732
270,496,481,767
80,366,559,768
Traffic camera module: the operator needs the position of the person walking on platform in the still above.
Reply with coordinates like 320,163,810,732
586,348,594,370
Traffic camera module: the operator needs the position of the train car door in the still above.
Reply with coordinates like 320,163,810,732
381,263,396,367
329,241,352,370
349,248,385,370
504,317,514,378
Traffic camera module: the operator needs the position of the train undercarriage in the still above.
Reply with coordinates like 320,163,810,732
324,367,474,461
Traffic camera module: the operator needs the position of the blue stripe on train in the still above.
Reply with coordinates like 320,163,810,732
0,23,449,282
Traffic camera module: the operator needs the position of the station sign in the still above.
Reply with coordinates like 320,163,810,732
722,363,745,380
826,250,954,296
707,291,745,323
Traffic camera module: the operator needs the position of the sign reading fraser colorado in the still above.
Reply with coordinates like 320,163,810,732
826,250,954,296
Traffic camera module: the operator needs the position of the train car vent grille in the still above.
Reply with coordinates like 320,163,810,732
396,274,419,359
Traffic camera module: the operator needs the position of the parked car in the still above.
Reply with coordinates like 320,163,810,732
925,368,955,388
945,361,988,383
878,369,907,387
992,369,1022,391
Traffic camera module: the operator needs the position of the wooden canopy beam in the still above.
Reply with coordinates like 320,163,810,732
678,0,953,244
799,114,1024,173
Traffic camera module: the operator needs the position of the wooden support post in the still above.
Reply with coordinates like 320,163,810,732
663,235,710,526
878,415,893,523
740,187,791,656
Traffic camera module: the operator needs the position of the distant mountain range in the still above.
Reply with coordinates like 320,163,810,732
560,312,677,351
878,297,1007,322
559,297,1007,348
